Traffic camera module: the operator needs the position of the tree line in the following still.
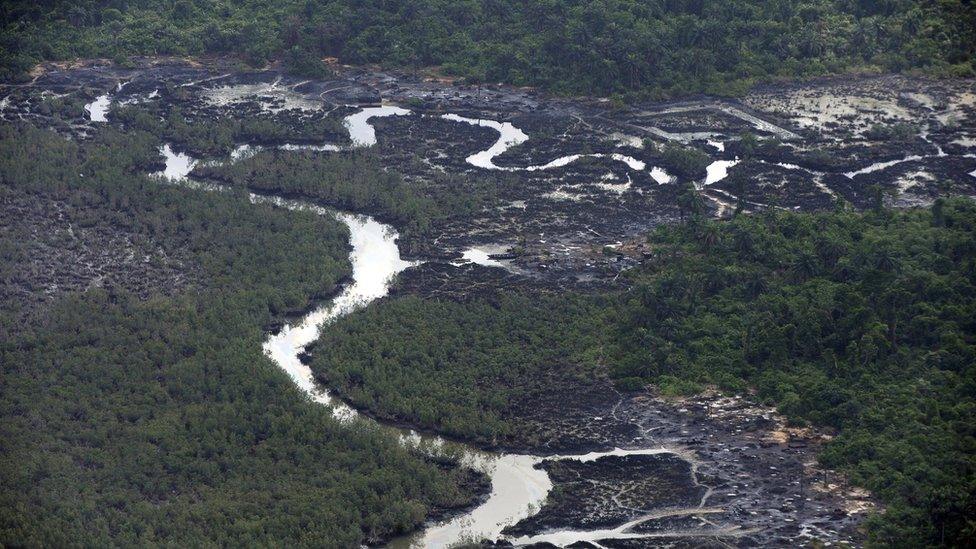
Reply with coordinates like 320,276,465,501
3,1,975,97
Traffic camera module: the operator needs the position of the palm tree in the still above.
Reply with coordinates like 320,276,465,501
746,272,769,298
678,182,705,222
873,248,898,273
870,184,888,214
815,236,846,268
697,224,721,251
731,174,747,217
734,228,757,260
791,252,819,281
932,197,946,228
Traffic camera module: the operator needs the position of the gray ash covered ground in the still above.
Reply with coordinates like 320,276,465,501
507,453,705,534
0,188,199,329
4,60,974,284
489,388,870,547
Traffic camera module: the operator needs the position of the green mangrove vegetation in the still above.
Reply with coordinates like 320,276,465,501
193,149,496,244
310,200,976,546
0,123,477,547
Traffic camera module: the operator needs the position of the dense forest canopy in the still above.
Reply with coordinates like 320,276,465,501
313,293,607,443
0,124,476,546
616,203,976,545
3,0,975,95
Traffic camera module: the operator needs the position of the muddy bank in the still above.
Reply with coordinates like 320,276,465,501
506,453,704,535
476,387,872,547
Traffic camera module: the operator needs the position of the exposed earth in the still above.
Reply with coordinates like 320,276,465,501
5,58,974,282
4,57,974,547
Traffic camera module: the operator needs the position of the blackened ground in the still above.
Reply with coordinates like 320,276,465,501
0,188,199,328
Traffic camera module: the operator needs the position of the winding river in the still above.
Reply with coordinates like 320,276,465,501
92,83,973,545
255,199,696,548
148,112,711,547
441,113,653,174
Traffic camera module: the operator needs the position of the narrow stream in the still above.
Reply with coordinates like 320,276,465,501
257,201,700,548
227,106,410,158
82,82,976,206
441,113,649,173
438,110,973,203
526,153,646,171
844,155,924,178
441,113,528,169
